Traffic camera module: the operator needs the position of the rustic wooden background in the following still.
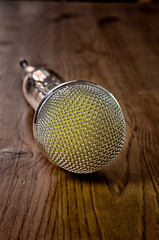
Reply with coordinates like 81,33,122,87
0,1,159,240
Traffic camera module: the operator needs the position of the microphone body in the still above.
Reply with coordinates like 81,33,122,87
21,60,65,110
20,60,126,174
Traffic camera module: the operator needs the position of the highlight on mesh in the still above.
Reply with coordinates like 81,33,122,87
34,82,125,173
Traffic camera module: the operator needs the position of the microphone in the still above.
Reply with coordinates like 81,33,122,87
20,59,126,174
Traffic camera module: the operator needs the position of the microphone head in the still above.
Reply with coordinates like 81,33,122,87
33,81,126,173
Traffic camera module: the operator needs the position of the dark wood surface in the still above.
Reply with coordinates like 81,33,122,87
0,2,159,240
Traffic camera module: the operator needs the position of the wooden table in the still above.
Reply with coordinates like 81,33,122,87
0,1,159,240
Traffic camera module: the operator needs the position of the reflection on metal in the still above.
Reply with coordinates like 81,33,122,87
20,59,64,110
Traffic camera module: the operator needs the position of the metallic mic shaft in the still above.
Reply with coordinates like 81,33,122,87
20,59,64,110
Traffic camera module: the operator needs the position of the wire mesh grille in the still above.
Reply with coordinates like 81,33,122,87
34,82,125,173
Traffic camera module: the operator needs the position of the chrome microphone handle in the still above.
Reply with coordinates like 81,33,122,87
20,59,65,110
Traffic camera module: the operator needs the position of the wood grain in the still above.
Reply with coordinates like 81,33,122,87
0,2,159,240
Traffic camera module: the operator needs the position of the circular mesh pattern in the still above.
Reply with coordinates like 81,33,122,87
34,81,125,173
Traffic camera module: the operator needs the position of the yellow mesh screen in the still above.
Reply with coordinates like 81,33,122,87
34,82,125,173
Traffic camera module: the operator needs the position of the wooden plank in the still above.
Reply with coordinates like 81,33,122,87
0,2,159,240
